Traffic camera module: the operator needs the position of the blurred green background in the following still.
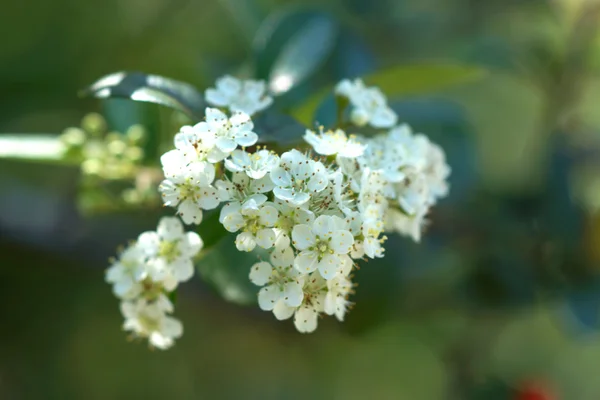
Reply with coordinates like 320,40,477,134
3,0,600,398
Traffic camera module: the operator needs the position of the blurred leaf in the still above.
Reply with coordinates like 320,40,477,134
292,63,487,125
0,134,71,164
441,72,547,194
195,236,264,306
332,28,376,80
81,72,205,119
254,9,338,95
253,110,307,147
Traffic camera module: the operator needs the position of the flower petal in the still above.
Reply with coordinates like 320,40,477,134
258,205,279,227
294,305,319,333
258,285,281,311
329,230,354,254
270,167,292,187
177,199,203,224
156,217,184,241
273,300,296,320
255,228,276,249
317,253,340,280
235,232,256,252
291,224,315,250
249,261,273,286
283,281,304,307
293,252,319,274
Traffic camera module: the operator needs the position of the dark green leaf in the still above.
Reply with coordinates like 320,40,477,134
253,9,338,95
81,72,205,119
292,63,486,125
252,110,307,147
195,236,266,306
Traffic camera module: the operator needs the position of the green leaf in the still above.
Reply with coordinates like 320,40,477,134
81,72,205,119
254,9,338,95
0,134,72,165
195,236,266,306
253,110,307,147
291,63,487,125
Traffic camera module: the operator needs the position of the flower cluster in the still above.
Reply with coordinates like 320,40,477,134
105,74,450,348
105,216,202,349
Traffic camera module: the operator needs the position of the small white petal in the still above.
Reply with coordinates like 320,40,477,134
258,285,281,311
249,261,273,286
177,200,203,225
318,253,340,280
283,281,304,307
255,228,276,249
235,232,256,252
294,252,319,273
291,224,315,250
273,300,296,320
329,230,354,254
294,305,319,333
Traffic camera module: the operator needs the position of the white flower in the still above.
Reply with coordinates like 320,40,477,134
387,124,429,170
120,295,183,350
385,207,428,242
293,274,327,333
105,243,146,299
173,124,216,163
137,217,203,290
193,108,258,161
335,78,397,128
303,128,366,158
423,142,451,204
220,199,279,251
205,75,273,116
324,275,353,321
357,135,405,185
292,215,354,279
224,149,280,179
249,246,304,315
159,150,220,225
215,172,274,207
310,169,352,216
273,198,315,233
270,149,328,205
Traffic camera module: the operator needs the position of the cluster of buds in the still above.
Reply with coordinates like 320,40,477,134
105,75,450,348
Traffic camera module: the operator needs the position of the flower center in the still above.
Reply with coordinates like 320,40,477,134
158,240,180,262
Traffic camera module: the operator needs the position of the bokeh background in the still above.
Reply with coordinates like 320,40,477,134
3,0,600,398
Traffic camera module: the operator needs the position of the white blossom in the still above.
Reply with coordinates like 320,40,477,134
385,206,428,242
250,245,304,315
224,149,280,179
272,198,315,233
270,149,329,205
215,172,274,208
324,275,353,321
120,295,183,350
303,128,366,158
193,108,258,161
105,243,146,299
137,217,203,290
159,149,220,225
293,274,327,333
220,199,279,251
335,78,397,128
292,215,354,279
205,75,273,116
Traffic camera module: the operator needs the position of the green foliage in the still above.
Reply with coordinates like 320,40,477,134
291,63,487,125
254,9,338,96
195,237,264,306
82,72,205,120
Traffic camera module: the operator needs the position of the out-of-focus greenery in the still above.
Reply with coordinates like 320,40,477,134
3,0,600,399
